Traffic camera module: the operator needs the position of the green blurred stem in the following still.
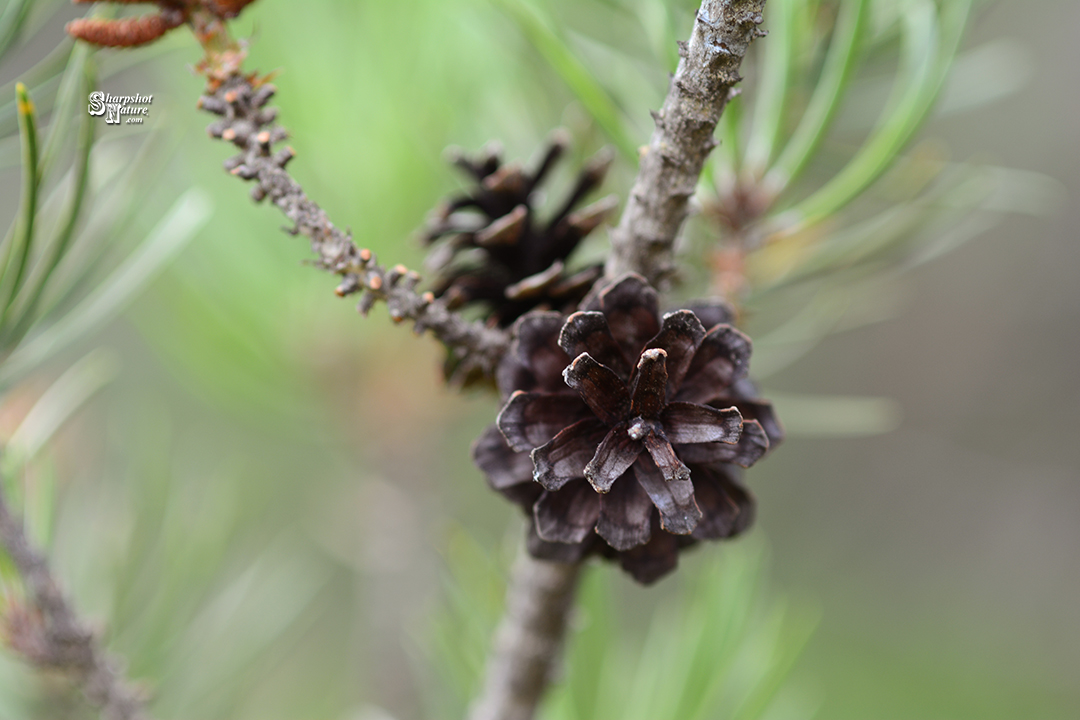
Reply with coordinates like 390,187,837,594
468,549,582,720
490,0,637,161
0,189,211,389
0,456,151,720
713,93,744,194
5,58,97,347
38,42,91,183
0,38,73,135
742,0,794,178
774,0,971,235
763,0,867,196
1,83,40,330
0,0,32,58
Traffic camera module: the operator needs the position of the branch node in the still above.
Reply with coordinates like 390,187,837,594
357,291,378,316
251,83,276,107
335,274,362,297
273,146,296,168
387,264,409,287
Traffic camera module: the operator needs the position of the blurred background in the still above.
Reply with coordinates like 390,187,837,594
0,0,1076,718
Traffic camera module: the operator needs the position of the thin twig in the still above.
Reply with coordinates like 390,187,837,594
199,75,511,379
0,466,149,720
606,0,767,285
468,546,582,720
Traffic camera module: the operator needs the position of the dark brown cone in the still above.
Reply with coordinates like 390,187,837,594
474,274,781,584
422,136,617,330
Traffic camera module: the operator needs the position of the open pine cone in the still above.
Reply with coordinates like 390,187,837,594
472,275,782,583
423,134,617,329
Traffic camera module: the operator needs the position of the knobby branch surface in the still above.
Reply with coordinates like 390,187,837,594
0,470,149,720
199,76,511,379
607,0,767,285
468,548,582,720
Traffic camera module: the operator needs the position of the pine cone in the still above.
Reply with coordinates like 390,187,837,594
472,275,782,584
423,134,617,329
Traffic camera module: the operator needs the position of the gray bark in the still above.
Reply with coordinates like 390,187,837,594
467,550,582,720
468,3,768,718
606,0,767,284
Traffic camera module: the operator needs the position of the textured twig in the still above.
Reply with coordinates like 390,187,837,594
468,547,582,720
199,75,511,379
0,469,149,720
606,0,767,285
467,4,767,715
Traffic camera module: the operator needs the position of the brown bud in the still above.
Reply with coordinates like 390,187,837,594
252,84,277,108
66,13,181,48
334,274,362,297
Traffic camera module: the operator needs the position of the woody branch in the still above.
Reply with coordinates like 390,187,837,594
607,0,767,285
0,465,149,720
198,76,511,379
467,2,766,720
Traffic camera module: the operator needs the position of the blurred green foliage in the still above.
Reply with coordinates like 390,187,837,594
0,5,210,394
426,530,818,720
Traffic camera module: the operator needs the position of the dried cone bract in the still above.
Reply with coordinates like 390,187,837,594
423,136,618,329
